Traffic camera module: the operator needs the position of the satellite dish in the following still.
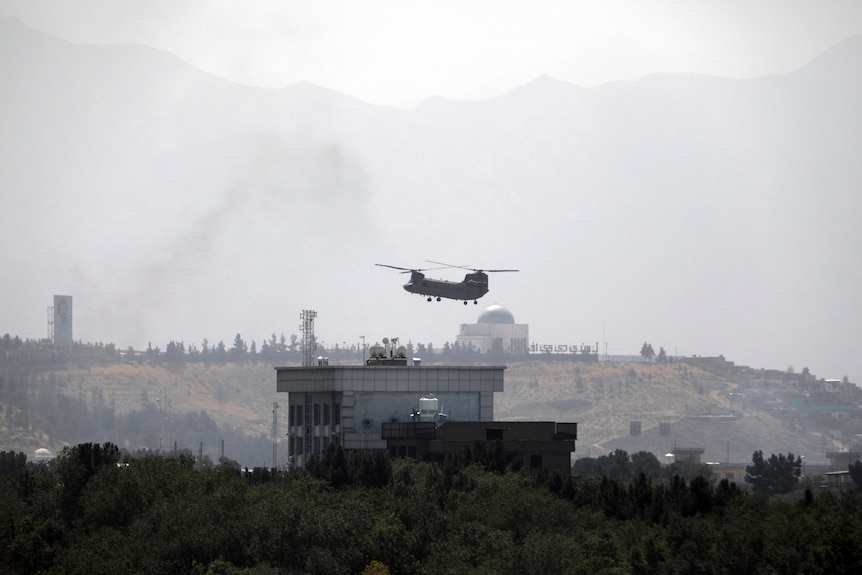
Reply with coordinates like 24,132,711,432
382,337,389,344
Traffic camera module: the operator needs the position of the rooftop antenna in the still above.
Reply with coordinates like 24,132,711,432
300,310,317,367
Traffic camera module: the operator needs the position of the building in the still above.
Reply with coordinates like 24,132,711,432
50,295,73,346
456,304,529,354
826,451,861,470
33,448,55,463
276,346,579,472
672,446,705,465
382,420,578,473
707,462,748,482
275,353,505,469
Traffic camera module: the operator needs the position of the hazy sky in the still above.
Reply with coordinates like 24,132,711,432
2,0,862,107
2,1,861,384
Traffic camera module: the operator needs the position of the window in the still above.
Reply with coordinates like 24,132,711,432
288,405,295,427
334,403,341,425
314,403,321,426
486,428,504,441
323,403,330,425
294,405,303,426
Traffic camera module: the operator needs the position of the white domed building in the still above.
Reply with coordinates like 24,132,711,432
34,448,55,463
456,304,529,354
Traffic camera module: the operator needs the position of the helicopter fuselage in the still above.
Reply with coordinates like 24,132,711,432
404,271,489,303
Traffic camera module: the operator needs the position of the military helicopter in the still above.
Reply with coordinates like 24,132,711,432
375,261,518,305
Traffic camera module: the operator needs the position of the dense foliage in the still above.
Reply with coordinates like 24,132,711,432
572,449,712,483
2,444,862,574
746,450,803,497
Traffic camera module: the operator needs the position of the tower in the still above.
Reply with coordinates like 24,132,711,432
48,295,73,346
299,309,317,367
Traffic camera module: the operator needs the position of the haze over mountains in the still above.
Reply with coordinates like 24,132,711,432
1,17,860,383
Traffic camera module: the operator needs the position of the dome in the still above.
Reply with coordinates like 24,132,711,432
477,304,515,324
34,448,54,461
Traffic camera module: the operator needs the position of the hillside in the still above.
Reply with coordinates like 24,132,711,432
3,356,845,467
499,360,843,464
498,361,735,448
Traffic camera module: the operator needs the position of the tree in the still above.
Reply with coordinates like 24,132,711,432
572,456,599,477
165,340,185,362
307,444,350,488
590,449,632,480
631,451,663,480
214,341,227,361
745,450,802,497
56,442,121,524
656,347,667,363
666,460,713,483
0,450,26,477
640,342,655,361
146,342,160,361
230,334,246,360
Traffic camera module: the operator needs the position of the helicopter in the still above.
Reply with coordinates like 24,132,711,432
375,261,518,305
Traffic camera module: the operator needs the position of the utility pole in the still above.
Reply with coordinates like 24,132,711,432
272,401,279,468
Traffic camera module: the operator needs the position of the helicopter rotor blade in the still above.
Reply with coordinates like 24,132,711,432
425,260,478,272
375,263,416,273
376,263,447,274
426,260,518,273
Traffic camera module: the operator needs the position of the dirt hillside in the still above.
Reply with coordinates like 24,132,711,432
3,359,833,464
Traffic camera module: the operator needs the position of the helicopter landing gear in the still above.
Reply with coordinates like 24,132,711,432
427,297,432,302
463,301,468,305
436,297,441,301
474,300,478,304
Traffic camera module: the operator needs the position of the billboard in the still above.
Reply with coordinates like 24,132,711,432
53,295,73,346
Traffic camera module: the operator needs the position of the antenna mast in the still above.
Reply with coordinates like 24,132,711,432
300,309,317,367
47,304,54,342
272,401,279,468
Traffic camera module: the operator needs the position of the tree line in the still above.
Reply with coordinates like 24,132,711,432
1,332,512,370
2,442,861,574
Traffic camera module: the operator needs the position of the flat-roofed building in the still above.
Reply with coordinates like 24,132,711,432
382,420,578,473
276,361,505,468
672,446,705,464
